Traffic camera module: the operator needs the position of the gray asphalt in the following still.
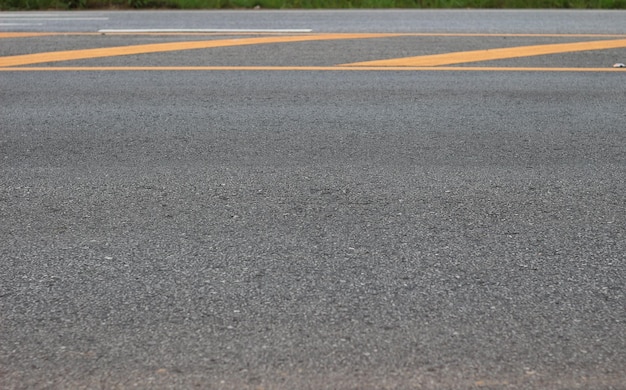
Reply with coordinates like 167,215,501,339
2,9,626,34
1,11,626,390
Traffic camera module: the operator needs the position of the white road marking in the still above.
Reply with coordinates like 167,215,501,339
0,17,109,21
98,28,313,34
0,23,44,26
0,13,62,16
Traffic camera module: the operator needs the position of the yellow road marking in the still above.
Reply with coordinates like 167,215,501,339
2,33,625,70
342,38,626,67
0,66,623,72
0,33,399,67
0,32,61,38
2,32,626,38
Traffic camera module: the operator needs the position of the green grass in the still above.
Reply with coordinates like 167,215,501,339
1,0,625,10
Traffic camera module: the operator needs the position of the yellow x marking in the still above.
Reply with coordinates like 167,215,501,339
0,33,625,71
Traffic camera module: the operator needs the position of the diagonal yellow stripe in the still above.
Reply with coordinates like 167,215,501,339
0,33,398,67
342,38,626,67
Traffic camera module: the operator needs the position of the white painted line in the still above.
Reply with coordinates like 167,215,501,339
0,23,44,26
98,28,313,34
0,13,62,16
0,17,109,21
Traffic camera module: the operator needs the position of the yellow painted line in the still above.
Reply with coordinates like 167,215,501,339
0,32,61,38
0,66,624,72
0,33,399,67
342,38,626,67
400,33,626,38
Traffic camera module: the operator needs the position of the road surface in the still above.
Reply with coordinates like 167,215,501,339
1,10,625,390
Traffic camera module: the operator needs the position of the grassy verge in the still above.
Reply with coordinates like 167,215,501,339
1,0,625,10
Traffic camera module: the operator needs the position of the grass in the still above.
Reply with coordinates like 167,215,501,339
1,0,625,10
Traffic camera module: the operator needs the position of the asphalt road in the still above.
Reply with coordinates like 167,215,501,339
2,9,626,34
1,10,625,390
